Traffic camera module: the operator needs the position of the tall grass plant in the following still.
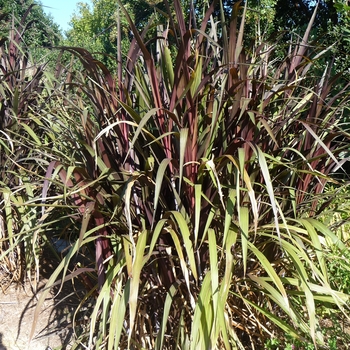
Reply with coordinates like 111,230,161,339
1,1,350,349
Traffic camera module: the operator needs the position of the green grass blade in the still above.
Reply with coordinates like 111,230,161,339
239,206,249,276
191,272,212,350
155,282,179,350
208,228,219,346
168,226,196,308
128,230,147,346
248,241,289,309
179,128,188,194
194,183,202,246
171,211,198,283
153,158,172,227
250,143,281,238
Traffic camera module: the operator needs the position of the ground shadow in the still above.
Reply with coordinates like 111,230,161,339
0,333,8,350
16,246,94,349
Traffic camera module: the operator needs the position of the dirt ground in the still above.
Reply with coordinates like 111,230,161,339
0,243,96,350
0,278,76,350
0,250,88,350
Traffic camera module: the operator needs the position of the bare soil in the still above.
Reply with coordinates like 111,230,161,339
0,256,85,350
0,274,81,350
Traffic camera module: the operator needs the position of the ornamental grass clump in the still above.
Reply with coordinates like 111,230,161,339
6,0,348,348
0,6,57,286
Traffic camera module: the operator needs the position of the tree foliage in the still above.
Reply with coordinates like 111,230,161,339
66,0,163,69
65,0,350,73
0,0,62,58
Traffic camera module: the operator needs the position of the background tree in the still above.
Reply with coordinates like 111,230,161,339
65,0,348,61
65,0,177,71
273,0,338,30
0,0,62,62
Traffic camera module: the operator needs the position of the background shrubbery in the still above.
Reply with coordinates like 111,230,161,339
1,0,350,349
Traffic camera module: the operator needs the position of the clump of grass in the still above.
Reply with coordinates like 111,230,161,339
2,1,350,349
0,5,66,288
